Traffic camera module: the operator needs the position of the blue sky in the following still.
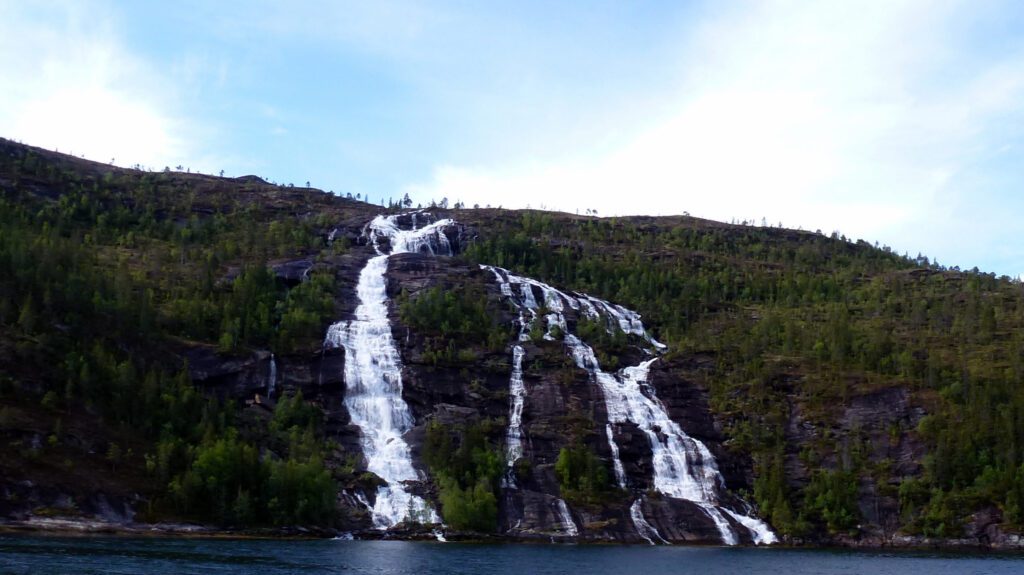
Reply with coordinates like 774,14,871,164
2,1,1023,278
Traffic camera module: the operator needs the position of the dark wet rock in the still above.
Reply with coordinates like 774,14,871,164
184,345,270,398
271,258,314,286
642,496,747,544
500,489,583,537
85,493,135,524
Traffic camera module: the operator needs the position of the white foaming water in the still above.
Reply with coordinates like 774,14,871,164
354,491,373,512
368,213,452,255
484,266,532,481
555,499,579,536
267,354,277,400
520,282,539,310
324,213,452,529
723,508,778,545
505,345,527,471
630,499,667,545
606,424,627,488
481,264,776,545
701,504,738,545
613,358,722,503
581,296,668,350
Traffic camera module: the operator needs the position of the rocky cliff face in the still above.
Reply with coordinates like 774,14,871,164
6,140,1024,547
180,213,776,543
161,214,884,545
158,209,1024,548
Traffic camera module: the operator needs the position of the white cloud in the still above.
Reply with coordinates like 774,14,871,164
403,0,1024,272
2,0,1022,274
0,1,193,170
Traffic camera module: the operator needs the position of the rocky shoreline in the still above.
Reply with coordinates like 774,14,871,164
0,516,336,539
4,516,1024,551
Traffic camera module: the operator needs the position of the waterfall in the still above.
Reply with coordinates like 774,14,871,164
723,508,778,545
630,499,667,545
266,354,277,400
483,266,532,483
700,504,738,545
505,345,527,475
581,296,667,350
482,264,776,545
324,213,452,529
612,358,722,503
606,424,627,488
555,499,579,536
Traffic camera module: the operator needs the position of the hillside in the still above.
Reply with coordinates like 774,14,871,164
1,138,1023,547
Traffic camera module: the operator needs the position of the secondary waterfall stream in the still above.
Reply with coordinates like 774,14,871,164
504,345,527,476
483,264,776,545
324,214,451,529
555,499,579,536
631,498,668,545
266,354,277,400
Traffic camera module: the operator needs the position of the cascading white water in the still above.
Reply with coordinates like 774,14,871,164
606,424,627,488
630,499,668,545
481,264,776,545
612,358,722,503
702,505,739,545
267,354,277,400
369,213,452,255
324,213,452,529
505,345,527,470
723,508,777,545
582,296,668,350
555,499,579,536
483,266,535,484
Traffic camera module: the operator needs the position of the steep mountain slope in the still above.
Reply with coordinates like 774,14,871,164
1,138,1023,547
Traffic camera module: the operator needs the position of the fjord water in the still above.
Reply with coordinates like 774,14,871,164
2,536,1023,575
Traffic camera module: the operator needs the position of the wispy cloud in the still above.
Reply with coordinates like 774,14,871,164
2,1,1022,275
0,1,195,170
404,0,1024,273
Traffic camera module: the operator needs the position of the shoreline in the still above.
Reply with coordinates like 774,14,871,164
3,516,1024,552
0,517,328,540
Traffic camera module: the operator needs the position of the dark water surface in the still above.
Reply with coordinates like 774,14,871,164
2,535,1023,575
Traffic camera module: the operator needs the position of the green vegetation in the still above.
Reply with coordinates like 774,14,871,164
5,139,1024,540
399,284,510,364
802,469,860,535
555,443,612,505
0,141,360,528
167,392,337,526
576,317,627,368
423,421,503,531
460,209,1024,538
